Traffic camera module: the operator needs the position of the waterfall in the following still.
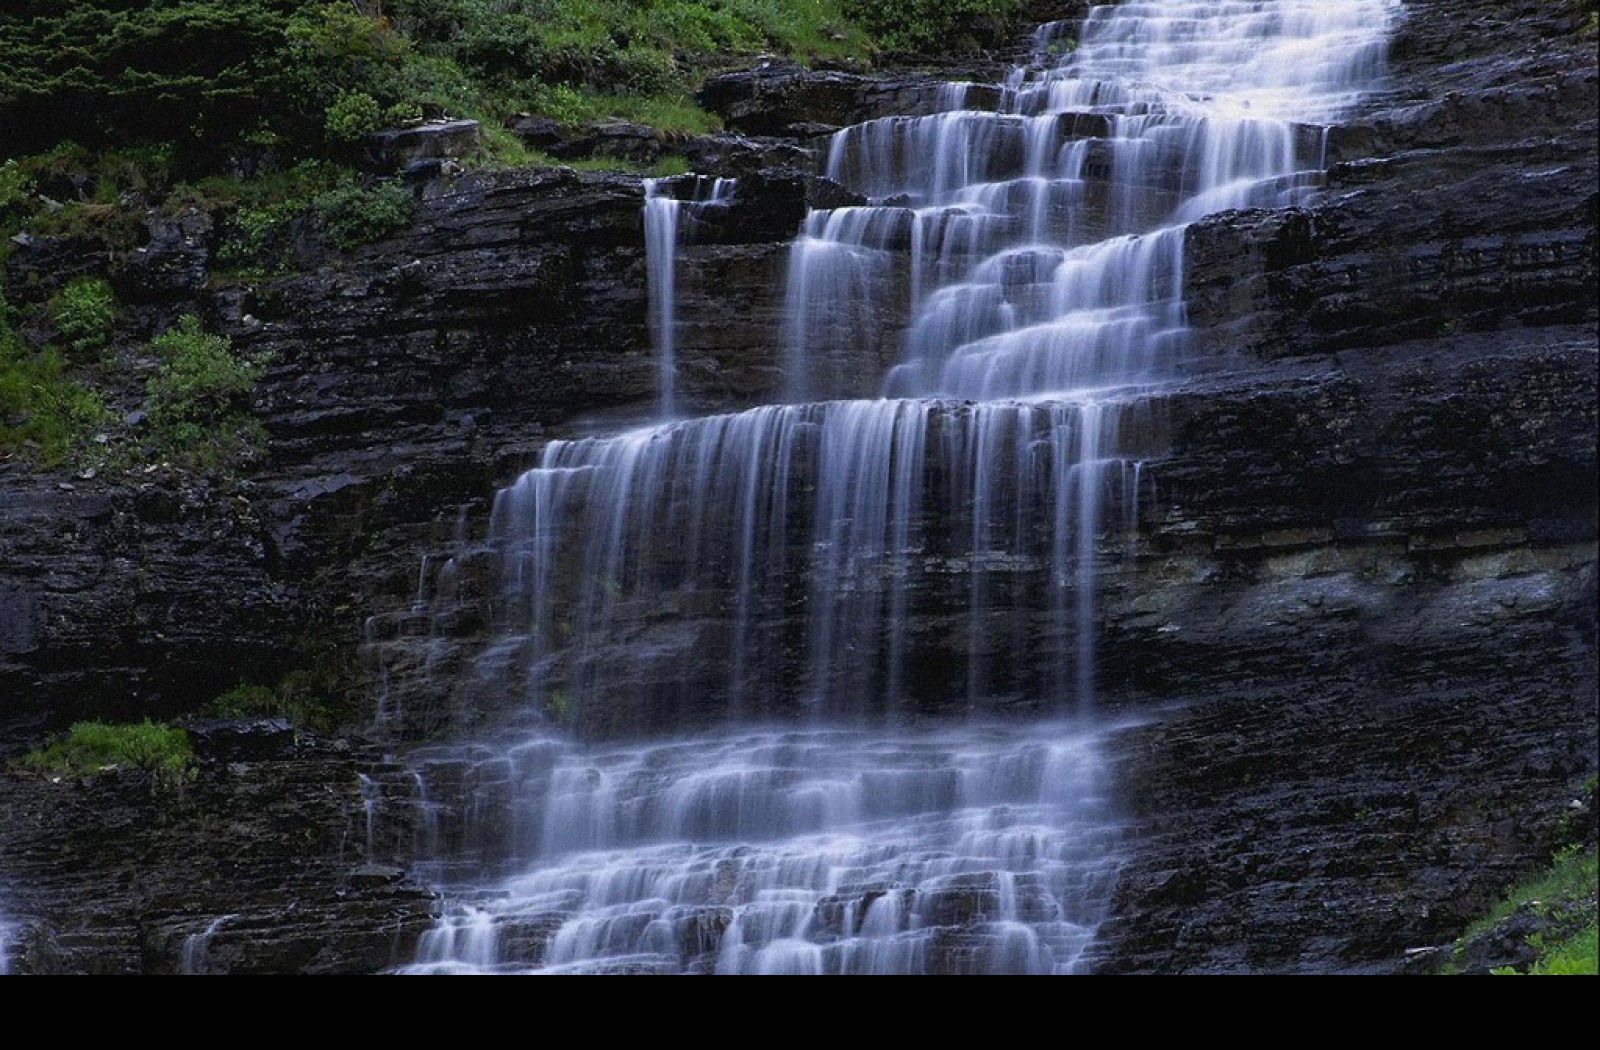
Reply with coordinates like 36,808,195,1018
180,914,235,976
395,721,1130,974
644,176,737,419
389,0,1399,974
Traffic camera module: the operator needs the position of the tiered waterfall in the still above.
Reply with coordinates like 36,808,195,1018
389,0,1399,975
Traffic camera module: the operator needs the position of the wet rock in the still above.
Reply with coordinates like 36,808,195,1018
365,119,482,175
700,67,980,137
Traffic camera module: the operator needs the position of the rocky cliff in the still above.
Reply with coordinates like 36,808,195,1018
1,0,1595,973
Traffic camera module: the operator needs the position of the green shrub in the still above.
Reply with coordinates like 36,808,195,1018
217,199,305,275
609,46,683,96
842,0,1021,53
1,302,108,466
16,719,196,788
205,673,353,734
206,682,281,719
50,276,117,356
146,315,269,469
325,90,386,143
0,158,34,217
313,180,415,251
213,161,348,274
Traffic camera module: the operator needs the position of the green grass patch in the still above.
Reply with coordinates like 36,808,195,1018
15,719,196,788
1447,844,1599,975
205,670,358,735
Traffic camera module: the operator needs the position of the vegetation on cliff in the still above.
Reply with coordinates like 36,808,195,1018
11,719,197,788
1442,775,1599,976
1445,845,1599,975
0,0,1030,470
0,1,1027,161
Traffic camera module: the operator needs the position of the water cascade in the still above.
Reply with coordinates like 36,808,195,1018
643,176,737,419
387,0,1398,974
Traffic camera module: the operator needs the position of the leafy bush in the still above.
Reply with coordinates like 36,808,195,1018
1,299,108,466
325,90,386,143
1520,920,1597,975
0,158,34,216
842,0,1022,53
16,719,196,788
146,315,269,469
206,682,281,718
50,276,117,356
313,179,415,251
204,673,352,733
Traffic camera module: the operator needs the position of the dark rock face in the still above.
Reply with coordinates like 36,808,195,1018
701,65,999,137
0,727,436,974
364,119,483,175
0,0,1595,973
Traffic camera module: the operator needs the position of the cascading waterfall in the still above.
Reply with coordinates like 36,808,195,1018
396,721,1129,974
390,0,1398,974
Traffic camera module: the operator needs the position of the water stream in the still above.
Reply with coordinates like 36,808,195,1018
389,0,1399,974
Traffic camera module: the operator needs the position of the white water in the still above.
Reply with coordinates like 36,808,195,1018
397,720,1129,974
180,914,235,975
644,176,736,419
391,0,1398,974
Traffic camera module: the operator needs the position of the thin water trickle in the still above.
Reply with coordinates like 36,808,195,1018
388,0,1399,974
180,914,234,975
644,176,737,420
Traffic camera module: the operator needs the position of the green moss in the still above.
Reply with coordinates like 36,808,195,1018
15,720,196,788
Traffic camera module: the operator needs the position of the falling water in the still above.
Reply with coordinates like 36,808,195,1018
396,720,1129,974
643,176,737,419
180,914,235,975
388,0,1399,974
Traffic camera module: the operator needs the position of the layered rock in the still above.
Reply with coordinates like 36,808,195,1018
0,722,435,974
